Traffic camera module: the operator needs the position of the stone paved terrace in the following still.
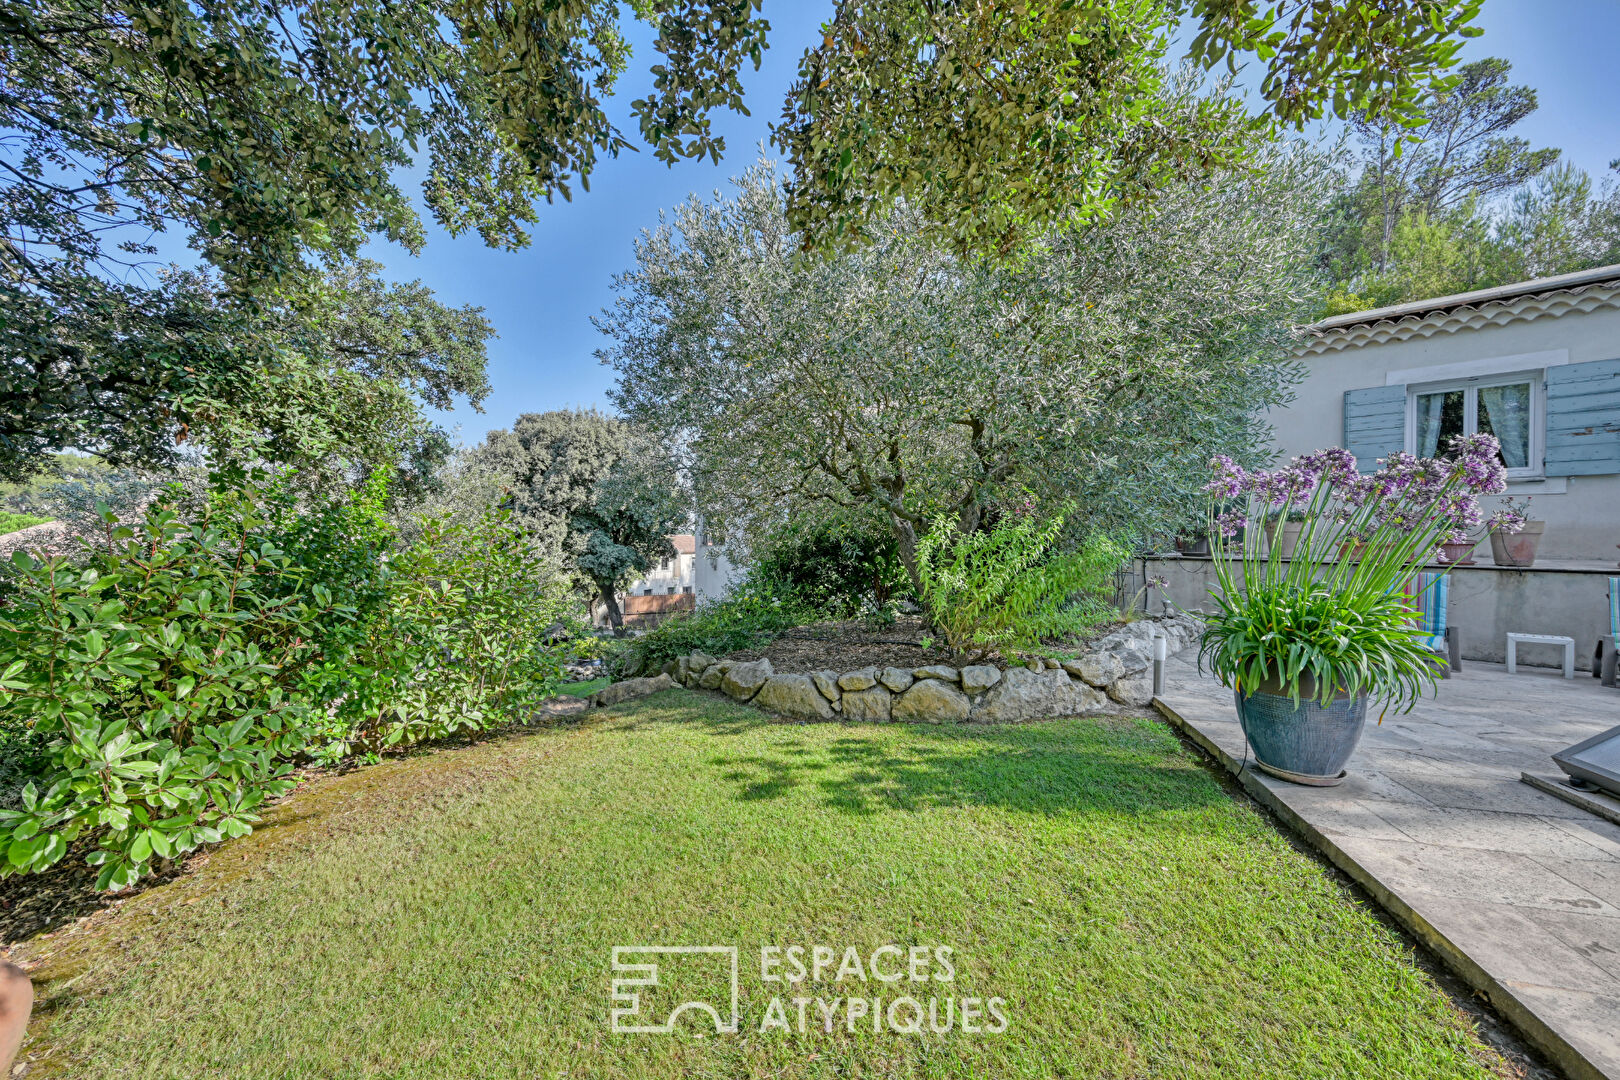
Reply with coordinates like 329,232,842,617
1154,654,1620,1080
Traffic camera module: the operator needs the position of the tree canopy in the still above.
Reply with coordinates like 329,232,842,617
774,0,1483,256
475,409,684,630
3,0,1487,480
0,260,493,484
1319,57,1620,314
598,122,1330,590
1,0,766,479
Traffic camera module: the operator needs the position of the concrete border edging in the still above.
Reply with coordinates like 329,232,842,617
1154,695,1607,1080
1521,773,1620,829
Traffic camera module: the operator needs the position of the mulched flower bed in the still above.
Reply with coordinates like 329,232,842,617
721,616,1132,673
722,618,954,672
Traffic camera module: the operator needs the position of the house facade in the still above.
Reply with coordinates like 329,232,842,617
595,530,742,628
1136,265,1620,671
1277,263,1620,562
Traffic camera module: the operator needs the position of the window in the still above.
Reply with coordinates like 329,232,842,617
643,588,653,596
659,557,671,571
1408,372,1540,477
667,587,677,595
682,586,692,595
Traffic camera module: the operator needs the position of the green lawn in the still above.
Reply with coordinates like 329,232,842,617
0,511,49,536
19,690,1511,1079
556,676,609,698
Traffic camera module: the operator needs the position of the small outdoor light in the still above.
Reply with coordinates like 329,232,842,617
1553,723,1620,798
1151,633,1168,698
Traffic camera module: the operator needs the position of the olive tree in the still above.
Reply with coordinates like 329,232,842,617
597,105,1330,593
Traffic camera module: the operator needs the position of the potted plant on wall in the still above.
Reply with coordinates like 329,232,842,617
1261,507,1307,560
1489,517,1545,567
1199,437,1527,785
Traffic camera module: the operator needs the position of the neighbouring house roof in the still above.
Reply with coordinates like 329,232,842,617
670,533,696,555
1303,263,1620,355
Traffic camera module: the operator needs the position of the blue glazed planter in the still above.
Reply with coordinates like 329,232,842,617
1233,687,1369,786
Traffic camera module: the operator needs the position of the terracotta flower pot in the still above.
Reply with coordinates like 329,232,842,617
1436,541,1476,566
1489,520,1545,568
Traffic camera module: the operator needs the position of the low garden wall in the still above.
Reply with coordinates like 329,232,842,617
1129,554,1616,672
592,613,1203,723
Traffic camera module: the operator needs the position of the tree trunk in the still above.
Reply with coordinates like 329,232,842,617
596,582,627,637
889,514,924,599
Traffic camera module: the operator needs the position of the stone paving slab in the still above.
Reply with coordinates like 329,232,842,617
1155,656,1620,1080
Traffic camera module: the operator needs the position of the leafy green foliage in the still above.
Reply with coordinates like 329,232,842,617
914,508,1127,658
749,513,907,619
1199,583,1444,716
476,410,685,632
0,499,342,890
2,0,757,480
1,0,768,295
0,477,568,890
323,507,572,760
777,0,1482,256
602,145,1323,594
1,262,492,486
1319,58,1620,312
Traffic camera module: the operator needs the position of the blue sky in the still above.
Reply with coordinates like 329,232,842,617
358,0,1620,447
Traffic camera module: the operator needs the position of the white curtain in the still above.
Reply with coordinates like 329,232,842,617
1479,383,1530,468
1416,393,1445,458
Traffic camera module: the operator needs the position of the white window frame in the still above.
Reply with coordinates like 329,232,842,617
1403,370,1544,479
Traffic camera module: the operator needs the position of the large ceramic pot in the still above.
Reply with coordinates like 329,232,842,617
1489,520,1545,567
1233,677,1369,786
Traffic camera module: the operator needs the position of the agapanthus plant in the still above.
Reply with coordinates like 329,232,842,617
1199,435,1529,712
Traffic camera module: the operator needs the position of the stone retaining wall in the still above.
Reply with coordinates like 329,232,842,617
603,614,1202,724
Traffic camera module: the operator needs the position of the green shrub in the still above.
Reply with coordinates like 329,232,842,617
327,507,571,758
750,514,907,618
0,512,49,536
0,480,568,890
0,498,344,889
914,507,1127,658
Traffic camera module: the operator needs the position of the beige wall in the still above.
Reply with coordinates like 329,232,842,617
1267,305,1620,561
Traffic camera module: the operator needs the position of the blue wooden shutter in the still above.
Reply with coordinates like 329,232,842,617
1343,386,1406,473
1546,359,1620,476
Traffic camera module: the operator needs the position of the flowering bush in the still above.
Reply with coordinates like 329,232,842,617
1199,435,1528,711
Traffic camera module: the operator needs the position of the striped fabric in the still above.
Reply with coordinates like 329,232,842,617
1610,577,1620,647
1405,571,1449,654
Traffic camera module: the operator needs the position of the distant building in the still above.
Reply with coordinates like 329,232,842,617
595,529,743,628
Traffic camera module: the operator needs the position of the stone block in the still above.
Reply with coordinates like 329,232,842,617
754,674,836,720
841,685,893,722
879,667,915,693
721,658,774,702
892,679,971,723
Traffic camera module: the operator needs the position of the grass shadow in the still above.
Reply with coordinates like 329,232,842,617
618,689,1227,820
